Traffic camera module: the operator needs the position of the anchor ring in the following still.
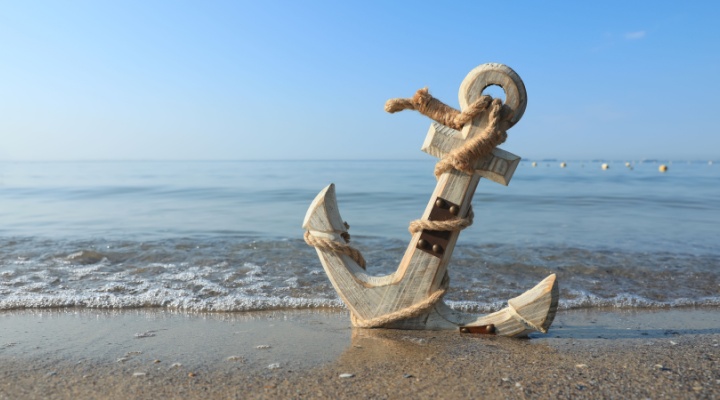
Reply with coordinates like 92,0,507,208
459,63,528,129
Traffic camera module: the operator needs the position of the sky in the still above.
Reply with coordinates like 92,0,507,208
1,1,719,161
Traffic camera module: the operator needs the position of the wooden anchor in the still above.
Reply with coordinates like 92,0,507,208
303,63,559,337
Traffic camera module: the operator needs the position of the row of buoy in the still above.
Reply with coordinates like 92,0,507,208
529,161,671,172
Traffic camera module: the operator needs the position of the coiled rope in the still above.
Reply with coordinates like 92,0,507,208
385,88,510,178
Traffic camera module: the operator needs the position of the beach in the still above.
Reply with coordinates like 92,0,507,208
1,308,718,399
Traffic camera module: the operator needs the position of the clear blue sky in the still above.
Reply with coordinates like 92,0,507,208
1,1,718,161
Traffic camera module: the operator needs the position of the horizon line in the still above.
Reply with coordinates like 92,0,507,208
0,158,716,163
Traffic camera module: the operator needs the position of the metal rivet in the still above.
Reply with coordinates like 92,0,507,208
432,244,443,254
449,205,459,215
418,239,429,249
435,199,446,208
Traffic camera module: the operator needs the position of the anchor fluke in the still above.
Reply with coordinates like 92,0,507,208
303,183,346,237
450,273,559,337
303,184,366,270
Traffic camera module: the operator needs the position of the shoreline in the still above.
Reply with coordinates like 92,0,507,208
1,307,719,398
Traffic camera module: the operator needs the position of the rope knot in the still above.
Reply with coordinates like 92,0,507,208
385,89,509,178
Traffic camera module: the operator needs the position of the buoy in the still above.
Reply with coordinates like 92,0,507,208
625,162,631,168
659,164,668,173
601,163,609,170
560,162,567,168
531,162,537,167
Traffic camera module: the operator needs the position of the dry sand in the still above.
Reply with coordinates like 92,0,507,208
1,308,718,399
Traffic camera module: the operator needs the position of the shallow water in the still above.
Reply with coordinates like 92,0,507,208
1,160,718,312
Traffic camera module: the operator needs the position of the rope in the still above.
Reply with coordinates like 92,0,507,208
385,88,510,178
385,88,492,131
303,230,366,270
408,207,474,234
350,272,450,328
434,98,505,177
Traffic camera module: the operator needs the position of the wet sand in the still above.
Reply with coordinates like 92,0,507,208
1,308,719,399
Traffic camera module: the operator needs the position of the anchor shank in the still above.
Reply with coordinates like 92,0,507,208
422,169,481,290
399,63,528,290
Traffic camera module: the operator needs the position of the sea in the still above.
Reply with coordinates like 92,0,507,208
1,159,718,314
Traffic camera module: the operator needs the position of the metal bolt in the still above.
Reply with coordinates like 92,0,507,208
449,205,459,215
435,199,446,208
418,239,429,249
432,244,443,254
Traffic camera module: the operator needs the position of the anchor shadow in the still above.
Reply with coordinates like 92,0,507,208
533,308,720,340
333,308,720,366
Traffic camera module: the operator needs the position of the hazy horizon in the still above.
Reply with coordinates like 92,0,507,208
3,156,715,162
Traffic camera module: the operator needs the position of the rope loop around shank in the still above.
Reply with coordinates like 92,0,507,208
408,207,474,235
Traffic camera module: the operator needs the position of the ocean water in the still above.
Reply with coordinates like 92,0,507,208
1,159,718,313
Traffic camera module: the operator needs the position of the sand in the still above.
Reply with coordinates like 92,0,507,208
1,308,719,399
